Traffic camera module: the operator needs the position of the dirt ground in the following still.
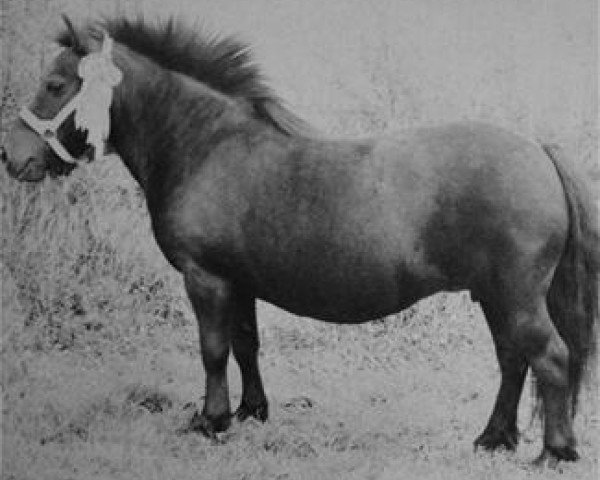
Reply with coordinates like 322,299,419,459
1,1,598,479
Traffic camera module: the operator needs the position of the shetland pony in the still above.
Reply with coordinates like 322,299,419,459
3,17,597,463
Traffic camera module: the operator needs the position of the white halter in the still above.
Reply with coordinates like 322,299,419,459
19,32,122,164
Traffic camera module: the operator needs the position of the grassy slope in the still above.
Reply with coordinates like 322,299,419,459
1,0,598,479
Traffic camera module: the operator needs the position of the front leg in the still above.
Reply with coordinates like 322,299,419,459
184,266,235,437
231,296,269,423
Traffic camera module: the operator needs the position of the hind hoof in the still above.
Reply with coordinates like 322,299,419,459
534,445,579,467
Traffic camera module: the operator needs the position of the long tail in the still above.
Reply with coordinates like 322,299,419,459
543,143,599,414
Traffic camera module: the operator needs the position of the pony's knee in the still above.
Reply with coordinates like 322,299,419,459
200,331,230,373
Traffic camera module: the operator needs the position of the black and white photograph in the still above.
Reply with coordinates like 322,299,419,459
1,1,598,479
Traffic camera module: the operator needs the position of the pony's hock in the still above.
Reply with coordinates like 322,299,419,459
3,16,598,464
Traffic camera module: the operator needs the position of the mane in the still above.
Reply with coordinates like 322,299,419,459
56,17,318,137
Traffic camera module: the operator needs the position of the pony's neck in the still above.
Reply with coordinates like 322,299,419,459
108,47,243,191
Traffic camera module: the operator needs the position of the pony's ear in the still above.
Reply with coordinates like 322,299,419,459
86,24,106,53
61,14,83,52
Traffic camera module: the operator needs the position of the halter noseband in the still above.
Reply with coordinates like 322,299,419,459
19,32,122,164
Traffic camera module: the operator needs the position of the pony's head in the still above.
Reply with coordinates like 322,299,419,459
2,16,119,181
2,15,316,182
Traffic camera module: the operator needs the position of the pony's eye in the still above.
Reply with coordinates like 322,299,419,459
46,81,65,96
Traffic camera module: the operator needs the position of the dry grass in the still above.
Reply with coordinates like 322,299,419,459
1,1,598,479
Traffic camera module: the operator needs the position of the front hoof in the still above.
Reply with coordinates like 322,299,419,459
534,445,579,467
474,427,519,452
235,399,269,423
186,411,231,439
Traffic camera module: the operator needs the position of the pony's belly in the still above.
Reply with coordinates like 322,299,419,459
262,296,400,323
254,263,443,323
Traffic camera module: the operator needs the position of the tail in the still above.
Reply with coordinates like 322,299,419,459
543,143,599,415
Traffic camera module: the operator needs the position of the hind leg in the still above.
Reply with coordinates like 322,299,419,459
506,300,577,461
475,301,528,451
231,297,269,423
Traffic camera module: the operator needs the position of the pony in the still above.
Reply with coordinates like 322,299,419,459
2,16,597,464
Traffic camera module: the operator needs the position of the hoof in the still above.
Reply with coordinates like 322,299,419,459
533,445,579,467
474,427,519,452
184,410,231,439
235,399,269,423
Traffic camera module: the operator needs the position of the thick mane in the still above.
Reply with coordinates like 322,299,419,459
56,17,318,137
108,17,271,101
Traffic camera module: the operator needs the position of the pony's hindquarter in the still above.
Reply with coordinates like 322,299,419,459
472,139,598,462
543,144,599,413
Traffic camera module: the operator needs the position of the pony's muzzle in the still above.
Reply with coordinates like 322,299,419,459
2,119,49,182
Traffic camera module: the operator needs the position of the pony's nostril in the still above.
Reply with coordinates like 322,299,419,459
0,146,7,163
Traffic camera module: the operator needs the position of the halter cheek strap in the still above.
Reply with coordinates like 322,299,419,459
19,31,122,165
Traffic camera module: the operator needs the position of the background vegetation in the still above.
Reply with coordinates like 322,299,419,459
1,1,597,479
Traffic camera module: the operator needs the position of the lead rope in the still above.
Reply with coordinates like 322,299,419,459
19,31,122,164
